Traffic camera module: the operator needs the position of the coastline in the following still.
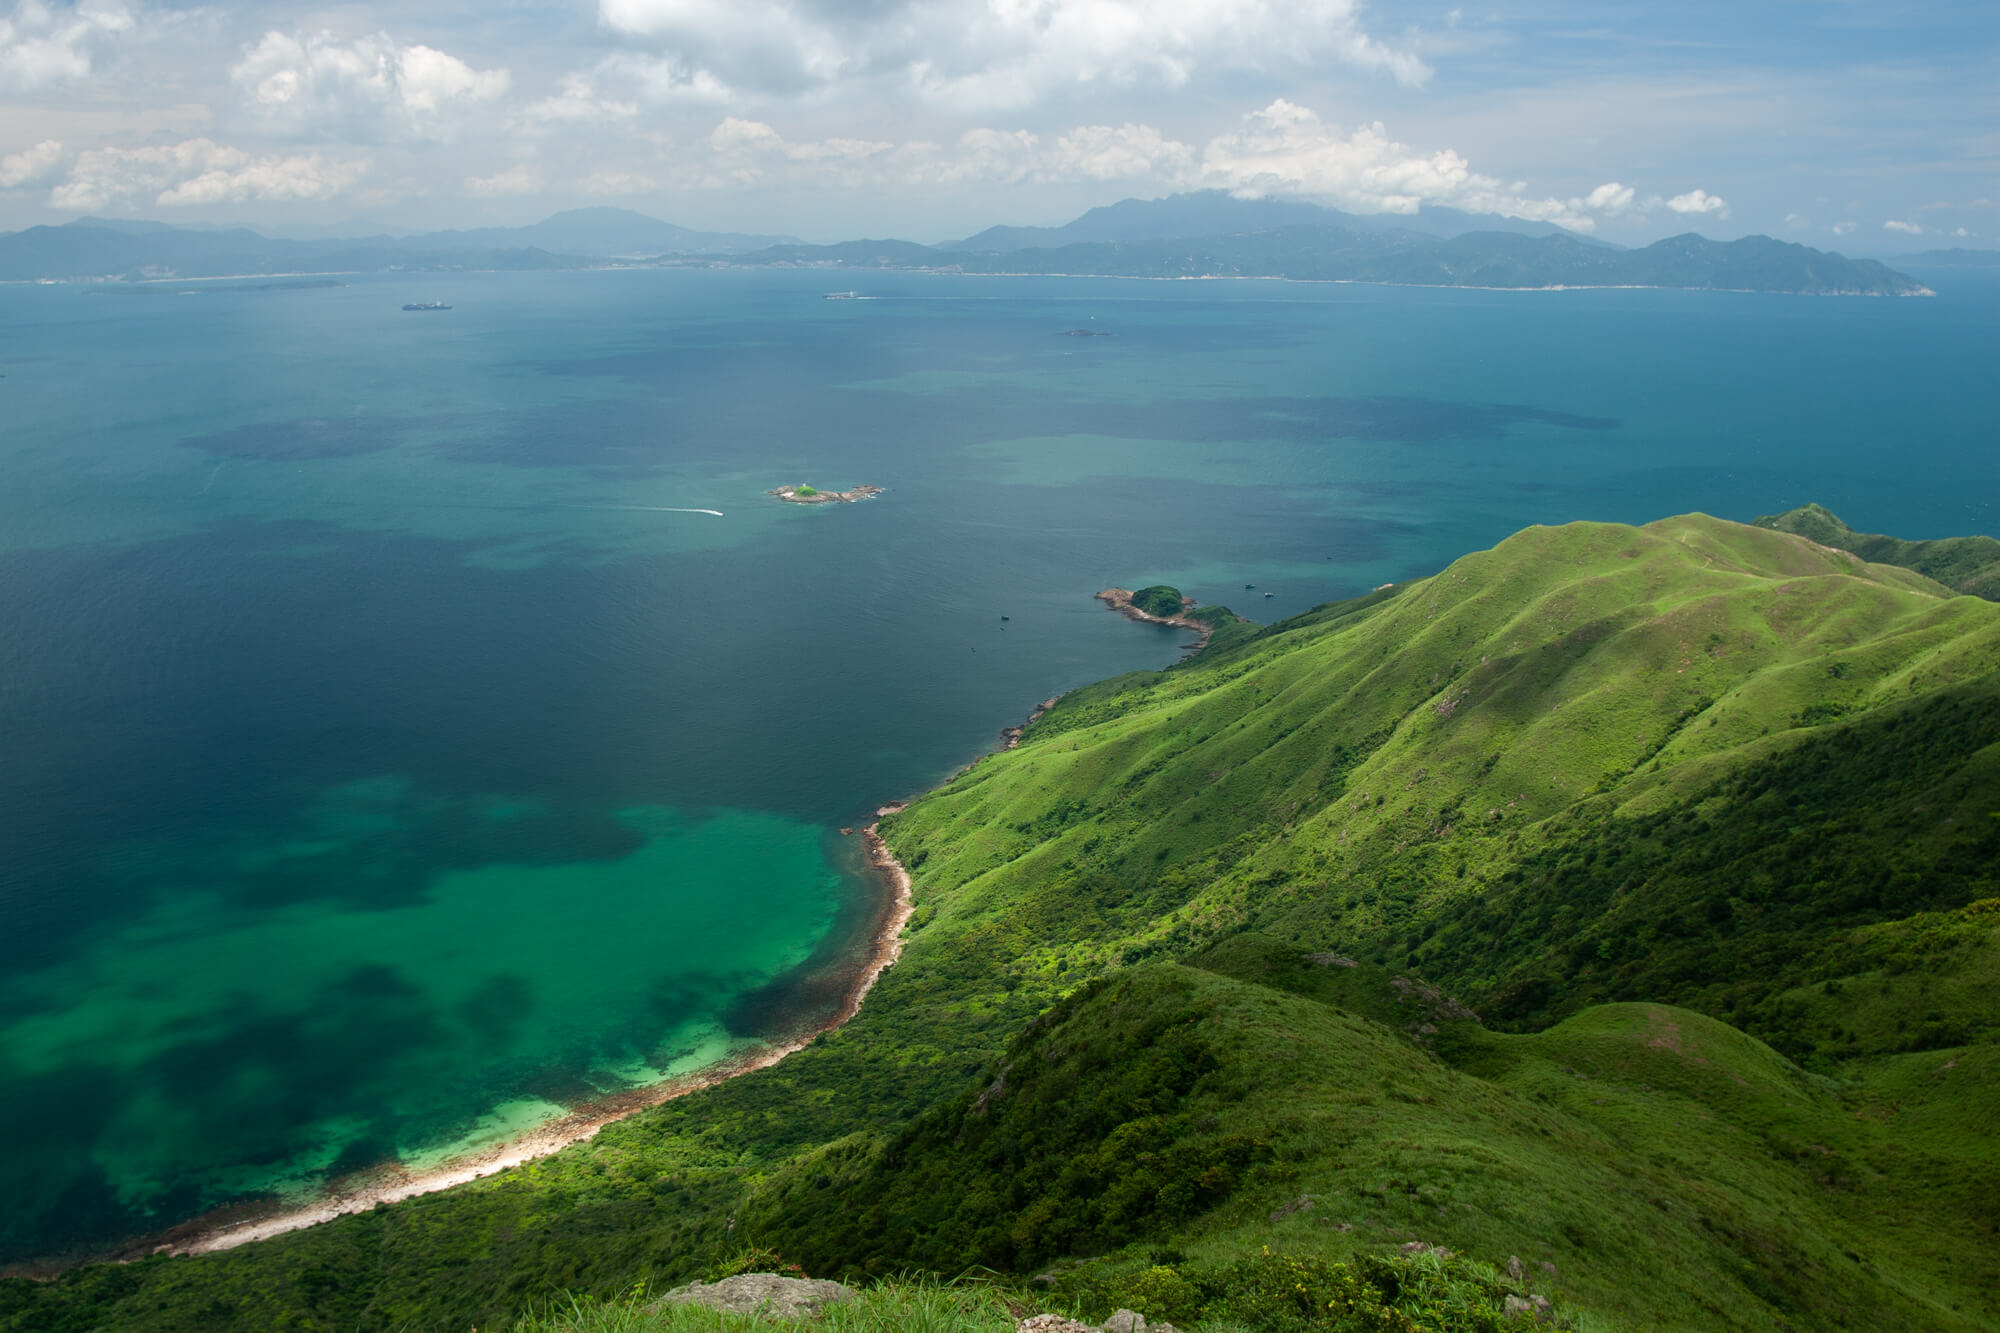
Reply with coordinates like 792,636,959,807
1000,695,1063,749
139,812,918,1261
660,263,1934,298
1094,587,1216,654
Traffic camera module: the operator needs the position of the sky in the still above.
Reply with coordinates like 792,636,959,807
0,0,1994,248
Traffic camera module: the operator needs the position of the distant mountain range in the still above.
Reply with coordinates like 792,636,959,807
0,196,1930,295
0,207,793,281
943,190,1599,251
1892,248,2000,269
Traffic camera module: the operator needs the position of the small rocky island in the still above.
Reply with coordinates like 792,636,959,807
770,484,883,505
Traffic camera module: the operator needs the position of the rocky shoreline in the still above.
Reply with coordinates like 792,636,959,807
139,813,919,1261
1000,695,1063,749
1094,587,1215,654
771,484,883,504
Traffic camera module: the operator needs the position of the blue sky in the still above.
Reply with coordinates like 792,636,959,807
0,0,1992,248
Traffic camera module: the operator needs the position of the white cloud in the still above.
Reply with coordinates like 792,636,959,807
685,101,1642,234
50,138,368,210
1831,220,1855,236
1881,219,1921,235
1666,188,1729,218
464,165,542,197
1049,123,1194,182
1783,211,1807,231
582,170,658,195
231,30,509,142
0,0,131,91
597,0,1429,113
1951,226,1969,238
1195,101,1599,230
520,71,640,126
0,137,64,187
1584,181,1635,215
598,51,735,105
707,116,905,185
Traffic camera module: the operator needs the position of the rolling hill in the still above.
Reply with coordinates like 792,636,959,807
4,513,1994,1332
1755,503,2000,599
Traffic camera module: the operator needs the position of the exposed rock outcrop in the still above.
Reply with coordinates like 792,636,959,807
658,1273,856,1318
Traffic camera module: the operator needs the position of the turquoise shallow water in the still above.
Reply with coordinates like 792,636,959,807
0,266,1994,1260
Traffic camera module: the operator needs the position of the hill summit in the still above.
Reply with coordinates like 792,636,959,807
6,513,1995,1332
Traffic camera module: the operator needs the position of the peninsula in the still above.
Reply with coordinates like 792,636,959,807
771,483,883,504
1095,583,1243,653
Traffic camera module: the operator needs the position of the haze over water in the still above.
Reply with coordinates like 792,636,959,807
0,266,1994,1262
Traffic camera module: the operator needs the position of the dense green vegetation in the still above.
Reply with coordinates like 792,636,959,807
5,513,1996,1332
1755,503,2000,599
517,1253,1549,1333
794,485,820,497
1129,586,1188,619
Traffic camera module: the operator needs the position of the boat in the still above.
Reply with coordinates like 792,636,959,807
402,300,452,311
822,291,860,301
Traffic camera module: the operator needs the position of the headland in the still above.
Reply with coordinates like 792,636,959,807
1095,584,1216,652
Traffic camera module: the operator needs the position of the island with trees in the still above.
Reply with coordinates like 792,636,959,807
770,484,883,504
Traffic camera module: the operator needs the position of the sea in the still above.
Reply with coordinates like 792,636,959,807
0,264,1994,1263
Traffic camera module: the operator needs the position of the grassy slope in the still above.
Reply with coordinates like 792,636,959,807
1754,503,2000,600
5,515,1996,1332
885,515,1997,992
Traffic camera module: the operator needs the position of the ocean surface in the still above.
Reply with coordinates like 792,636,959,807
0,265,1994,1262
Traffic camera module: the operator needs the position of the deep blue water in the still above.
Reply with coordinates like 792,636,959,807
0,265,1993,1261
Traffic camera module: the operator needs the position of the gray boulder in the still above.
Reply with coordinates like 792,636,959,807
659,1273,857,1319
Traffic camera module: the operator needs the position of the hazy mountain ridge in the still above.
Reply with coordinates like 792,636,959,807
947,190,1601,251
0,207,789,281
0,199,1926,295
729,224,1926,295
1892,248,2000,268
6,511,1995,1331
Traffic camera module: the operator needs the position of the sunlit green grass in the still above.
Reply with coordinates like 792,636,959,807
8,515,1994,1333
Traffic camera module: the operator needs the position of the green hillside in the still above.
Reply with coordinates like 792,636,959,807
6,514,1996,1332
1754,503,2000,599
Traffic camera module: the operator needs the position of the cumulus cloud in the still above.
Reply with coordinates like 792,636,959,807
50,138,368,210
0,137,64,187
1584,181,1635,215
1831,220,1855,236
684,101,1651,233
1195,101,1601,229
464,164,542,196
1049,122,1195,182
231,30,509,142
1882,219,1921,234
597,51,735,105
1666,188,1729,218
707,116,906,185
519,71,640,126
0,0,131,90
597,0,1429,112
582,170,658,195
